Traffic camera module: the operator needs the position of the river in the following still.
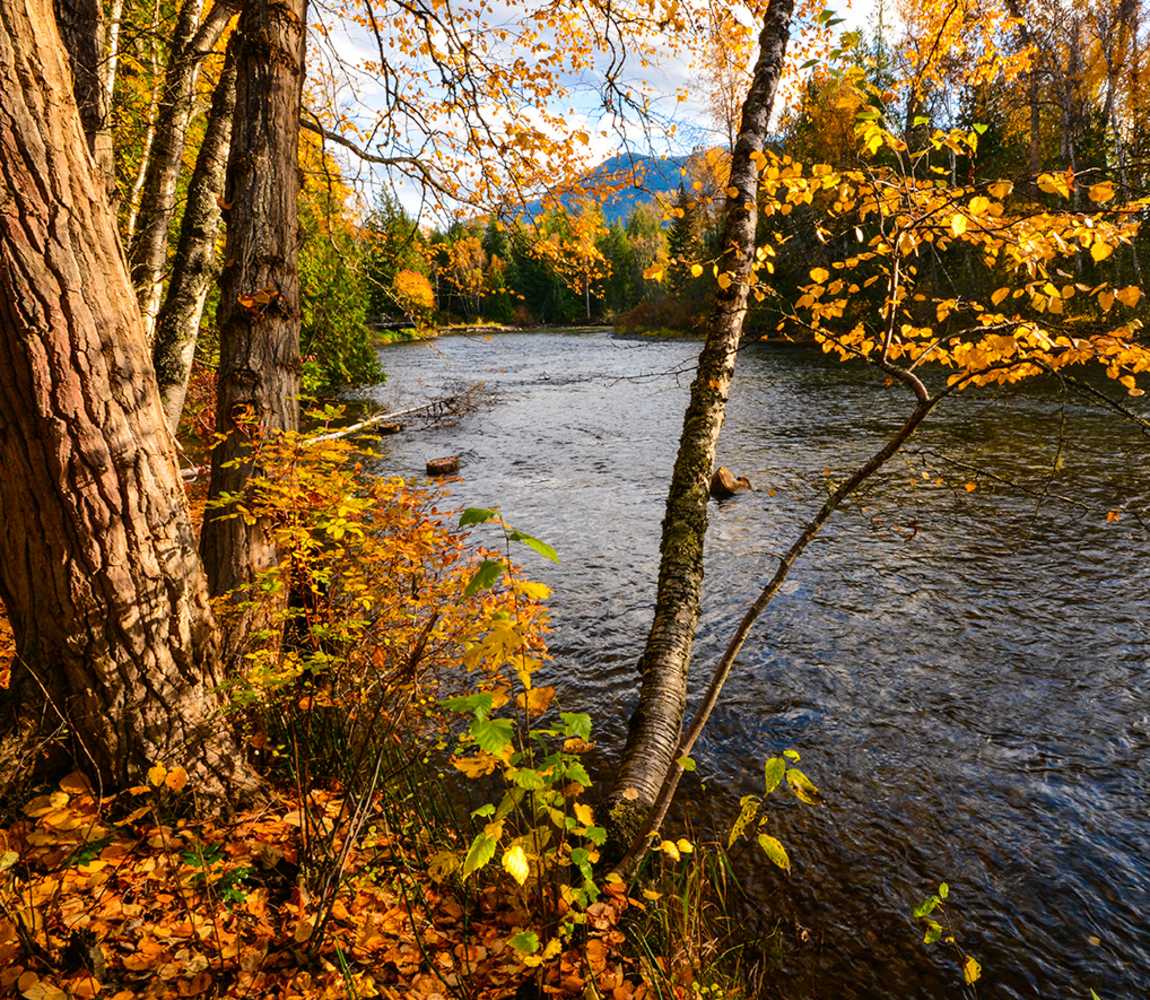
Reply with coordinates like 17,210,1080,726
361,330,1149,999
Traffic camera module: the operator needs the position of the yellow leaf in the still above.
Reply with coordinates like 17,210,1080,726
573,801,594,826
658,839,681,861
963,955,982,984
1091,240,1113,263
516,685,556,715
642,264,664,282
1106,510,1121,523
809,267,830,284
964,481,977,493
987,180,1013,199
968,196,989,214
991,287,1010,306
1098,289,1115,311
59,771,92,795
950,213,968,237
690,263,703,278
716,272,733,290
502,844,529,885
165,766,188,793
756,833,791,873
1088,181,1115,204
1115,286,1142,308
147,763,167,787
676,837,694,854
1037,173,1069,198
726,186,739,198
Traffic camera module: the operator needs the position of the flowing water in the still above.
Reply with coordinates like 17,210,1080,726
361,330,1149,999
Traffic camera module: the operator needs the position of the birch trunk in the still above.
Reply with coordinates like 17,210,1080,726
609,0,796,834
127,0,238,339
153,37,238,432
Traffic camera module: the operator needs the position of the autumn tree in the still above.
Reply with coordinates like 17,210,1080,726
609,0,797,833
0,0,247,795
200,0,308,617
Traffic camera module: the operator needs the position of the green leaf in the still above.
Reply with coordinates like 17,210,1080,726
938,882,949,900
509,930,540,955
510,767,547,790
471,717,515,753
441,692,493,717
913,896,940,919
471,803,495,818
913,115,930,127
565,762,592,786
508,530,559,563
465,558,505,597
763,757,786,794
459,507,499,527
783,748,801,762
756,834,791,873
462,832,497,878
923,919,942,945
560,712,592,740
972,122,989,135
583,826,607,846
678,755,696,772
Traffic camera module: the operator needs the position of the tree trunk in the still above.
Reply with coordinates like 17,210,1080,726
0,0,248,797
609,0,795,834
52,0,112,179
127,0,238,340
154,37,238,432
200,0,307,625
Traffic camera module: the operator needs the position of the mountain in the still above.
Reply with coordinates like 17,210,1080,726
525,152,693,223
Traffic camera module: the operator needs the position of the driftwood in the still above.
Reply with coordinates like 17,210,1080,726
426,455,460,476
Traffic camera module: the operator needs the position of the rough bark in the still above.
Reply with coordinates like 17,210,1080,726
200,0,306,625
609,0,795,834
127,0,239,339
52,0,112,178
0,0,248,796
153,37,238,432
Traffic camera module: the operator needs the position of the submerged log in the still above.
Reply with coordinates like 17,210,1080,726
426,455,460,476
710,466,753,499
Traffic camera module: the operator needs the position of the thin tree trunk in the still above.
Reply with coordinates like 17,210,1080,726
124,0,164,241
201,0,307,629
154,37,238,432
0,0,248,797
127,0,238,340
608,0,795,835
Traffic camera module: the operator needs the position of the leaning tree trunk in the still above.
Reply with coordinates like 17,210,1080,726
609,0,795,835
154,37,238,432
0,0,249,797
128,0,238,339
200,0,307,632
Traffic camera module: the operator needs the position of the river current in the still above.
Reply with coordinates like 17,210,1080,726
362,330,1149,999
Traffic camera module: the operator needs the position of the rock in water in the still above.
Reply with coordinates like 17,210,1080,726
710,466,752,499
426,455,460,476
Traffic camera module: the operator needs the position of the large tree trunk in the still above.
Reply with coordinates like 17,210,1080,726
154,37,238,432
609,0,795,834
200,0,306,627
0,0,248,797
127,0,238,339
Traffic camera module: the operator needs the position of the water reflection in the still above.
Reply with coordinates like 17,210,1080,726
364,331,1150,999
